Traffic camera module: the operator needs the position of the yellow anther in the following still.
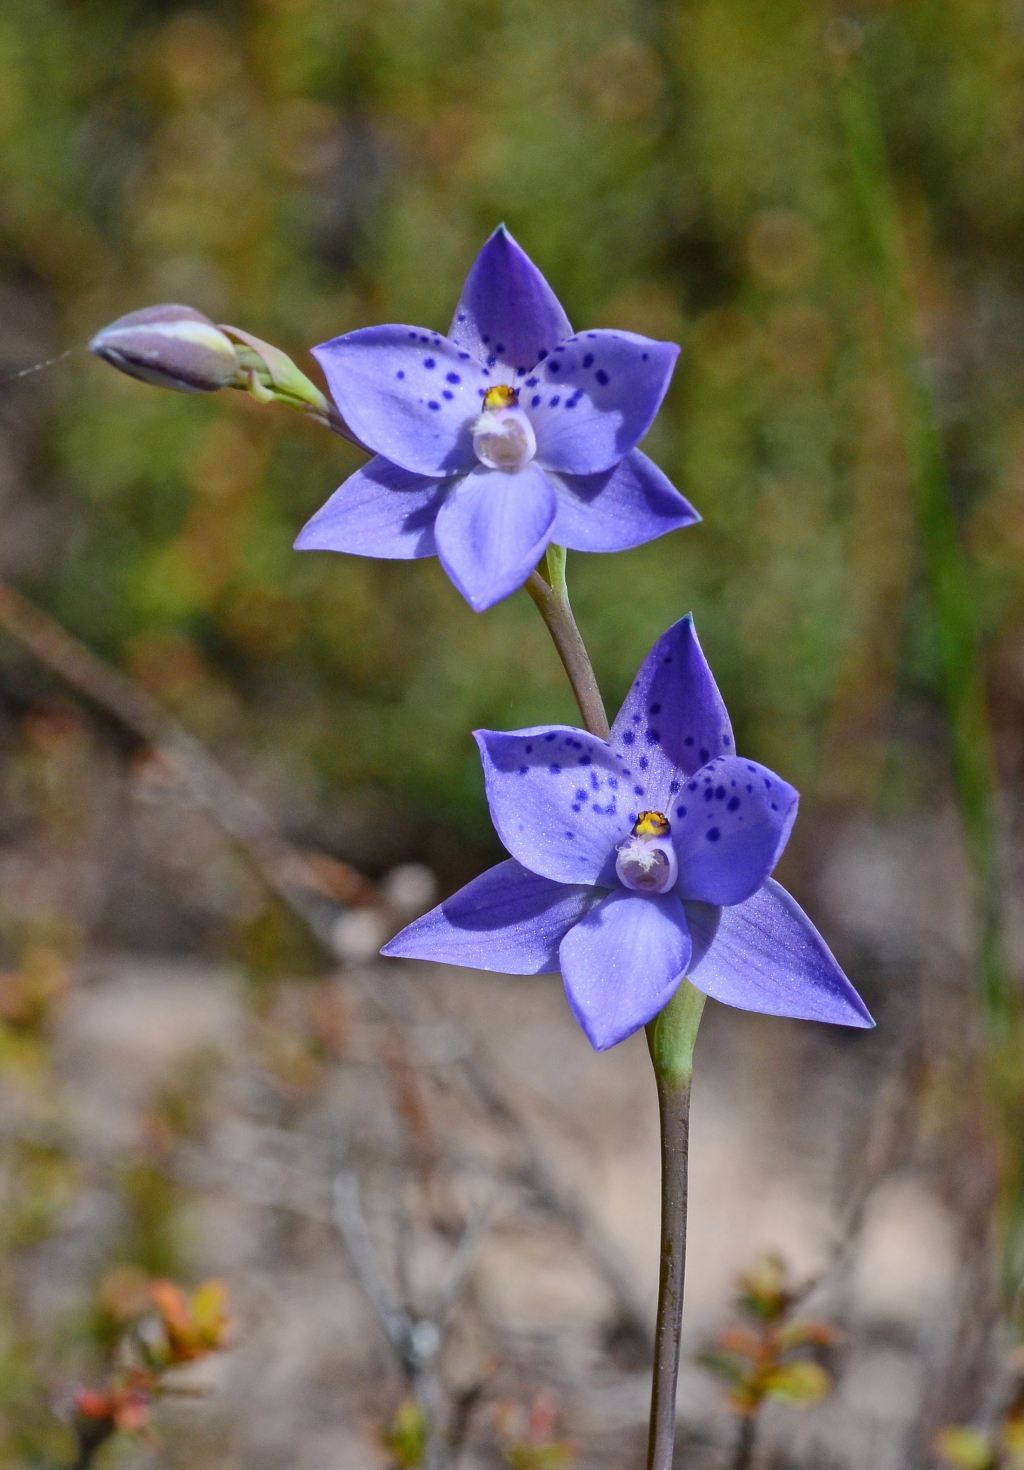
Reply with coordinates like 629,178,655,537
483,384,518,410
633,810,671,839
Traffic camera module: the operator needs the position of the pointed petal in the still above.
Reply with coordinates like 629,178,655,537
434,464,557,611
448,225,573,381
559,890,691,1050
381,859,600,974
525,330,679,476
312,327,490,476
686,880,873,1027
609,616,734,803
672,756,798,906
476,727,631,885
294,456,447,559
550,450,700,553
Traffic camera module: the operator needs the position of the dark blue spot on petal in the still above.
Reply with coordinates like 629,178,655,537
634,786,644,796
579,755,592,766
706,827,720,842
548,361,560,375
724,735,732,746
684,736,694,747
576,789,587,801
459,351,471,359
424,357,436,369
446,372,461,384
676,805,687,818
699,748,710,762
622,731,635,746
525,376,538,387
427,401,440,410
669,780,680,793
545,732,557,741
442,390,454,400
595,369,609,386
727,796,740,811
396,370,405,379
407,331,417,339
639,756,648,771
531,395,541,407
642,352,649,361
687,781,698,791
715,786,726,800
519,766,528,775
525,744,533,753
582,353,594,367
549,764,561,775
650,703,661,714
537,349,549,360
646,729,660,744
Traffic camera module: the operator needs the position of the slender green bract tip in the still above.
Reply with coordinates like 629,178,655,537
218,324,330,415
646,979,706,1090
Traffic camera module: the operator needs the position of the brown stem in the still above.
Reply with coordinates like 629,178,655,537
525,559,608,739
0,579,379,941
731,1412,757,1470
645,1074,691,1470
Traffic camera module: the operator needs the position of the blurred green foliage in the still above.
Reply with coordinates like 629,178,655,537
1,0,1023,883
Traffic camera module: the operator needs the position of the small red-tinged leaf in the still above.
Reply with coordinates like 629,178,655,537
717,1326,764,1360
932,1427,996,1469
777,1318,839,1351
763,1360,831,1408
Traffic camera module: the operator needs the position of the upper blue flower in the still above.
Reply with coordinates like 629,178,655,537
295,226,699,611
383,616,873,1050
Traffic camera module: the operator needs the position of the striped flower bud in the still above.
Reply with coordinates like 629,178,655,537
89,305,243,394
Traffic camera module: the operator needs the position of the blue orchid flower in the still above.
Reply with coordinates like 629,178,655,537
295,226,699,611
383,616,873,1050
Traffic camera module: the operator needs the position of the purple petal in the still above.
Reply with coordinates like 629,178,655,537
312,327,489,477
686,880,873,1028
527,331,679,476
550,450,700,553
476,726,631,885
559,890,691,1050
294,456,447,559
448,225,573,380
434,465,557,612
380,858,600,973
673,755,798,906
609,615,734,796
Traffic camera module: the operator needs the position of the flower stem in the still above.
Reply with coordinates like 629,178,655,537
645,979,707,1470
526,547,609,739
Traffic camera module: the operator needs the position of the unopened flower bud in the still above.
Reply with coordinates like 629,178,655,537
89,305,243,394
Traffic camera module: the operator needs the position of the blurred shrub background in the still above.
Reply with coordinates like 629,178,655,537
0,1,1022,1466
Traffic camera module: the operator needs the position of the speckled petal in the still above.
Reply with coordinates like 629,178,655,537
686,880,874,1027
294,455,448,559
549,450,699,552
380,858,600,974
448,226,573,382
672,756,798,907
434,465,557,612
312,327,490,477
559,890,691,1050
609,616,734,806
526,331,679,476
476,727,631,886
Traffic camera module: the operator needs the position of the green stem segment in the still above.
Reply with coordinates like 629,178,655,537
526,546,610,739
524,548,706,1462
645,980,707,1470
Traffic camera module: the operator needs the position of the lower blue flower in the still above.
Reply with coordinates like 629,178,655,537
382,616,873,1050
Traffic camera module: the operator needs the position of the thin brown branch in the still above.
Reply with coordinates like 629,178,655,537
0,578,381,942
